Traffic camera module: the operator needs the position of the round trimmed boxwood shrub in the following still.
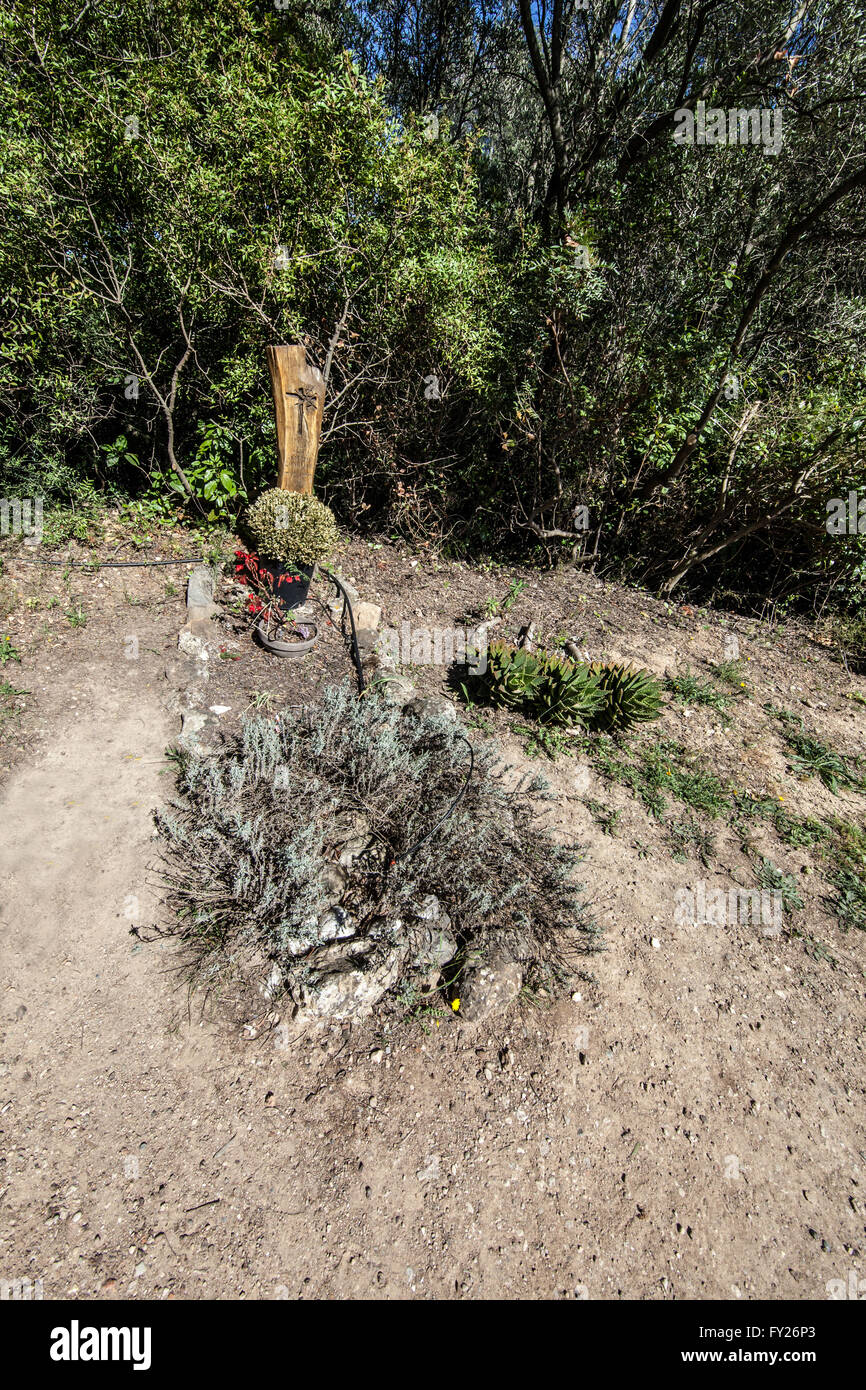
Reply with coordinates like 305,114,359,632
246,488,338,566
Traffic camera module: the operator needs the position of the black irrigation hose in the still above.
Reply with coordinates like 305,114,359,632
307,566,474,864
5,554,205,567
320,566,366,695
317,571,475,859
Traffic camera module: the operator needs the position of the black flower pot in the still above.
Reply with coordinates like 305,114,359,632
263,560,315,610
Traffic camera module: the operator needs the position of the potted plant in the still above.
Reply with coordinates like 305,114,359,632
244,488,338,609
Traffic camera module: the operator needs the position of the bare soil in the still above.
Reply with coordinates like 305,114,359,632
1,528,864,1300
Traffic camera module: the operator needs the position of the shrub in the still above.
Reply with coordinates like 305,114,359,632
154,686,598,1015
245,488,339,567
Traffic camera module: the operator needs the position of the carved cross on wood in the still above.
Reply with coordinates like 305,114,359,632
266,345,325,493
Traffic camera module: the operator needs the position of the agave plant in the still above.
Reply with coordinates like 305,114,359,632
480,643,662,733
485,642,603,725
535,652,606,726
587,662,663,732
485,642,542,710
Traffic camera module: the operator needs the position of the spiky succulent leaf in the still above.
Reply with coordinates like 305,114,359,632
536,653,606,726
485,641,540,709
588,662,663,732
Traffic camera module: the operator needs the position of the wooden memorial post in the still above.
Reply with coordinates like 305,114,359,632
266,345,325,492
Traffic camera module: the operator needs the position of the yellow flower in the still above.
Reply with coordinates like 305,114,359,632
451,998,460,1012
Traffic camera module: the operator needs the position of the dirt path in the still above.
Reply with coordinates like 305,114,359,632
1,546,865,1300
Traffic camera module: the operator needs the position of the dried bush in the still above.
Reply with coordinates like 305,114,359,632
154,685,597,1015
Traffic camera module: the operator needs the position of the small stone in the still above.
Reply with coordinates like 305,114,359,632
180,709,209,739
416,1154,440,1184
321,863,348,899
651,937,661,950
318,908,355,942
402,695,456,722
379,675,415,706
261,965,283,1001
331,812,371,869
178,629,209,660
458,947,523,1023
414,895,448,924
297,949,405,1023
208,705,231,715
186,565,219,629
354,602,382,631
408,897,456,982
186,565,216,611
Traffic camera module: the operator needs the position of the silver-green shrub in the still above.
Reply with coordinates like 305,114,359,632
154,685,597,1013
245,488,338,566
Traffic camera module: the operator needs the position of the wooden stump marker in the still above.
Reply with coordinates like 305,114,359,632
266,345,325,492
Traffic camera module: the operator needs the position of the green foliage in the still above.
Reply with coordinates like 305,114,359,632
155,685,598,1009
826,821,866,933
149,424,247,523
0,0,524,533
585,799,622,837
0,634,21,664
770,709,863,793
246,488,339,566
665,668,732,712
638,741,729,818
667,816,716,866
0,676,28,739
787,734,861,793
64,603,87,628
483,578,528,619
0,0,863,618
713,660,752,695
755,858,804,913
584,734,729,821
514,722,574,760
479,641,662,733
587,662,664,732
830,869,866,934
